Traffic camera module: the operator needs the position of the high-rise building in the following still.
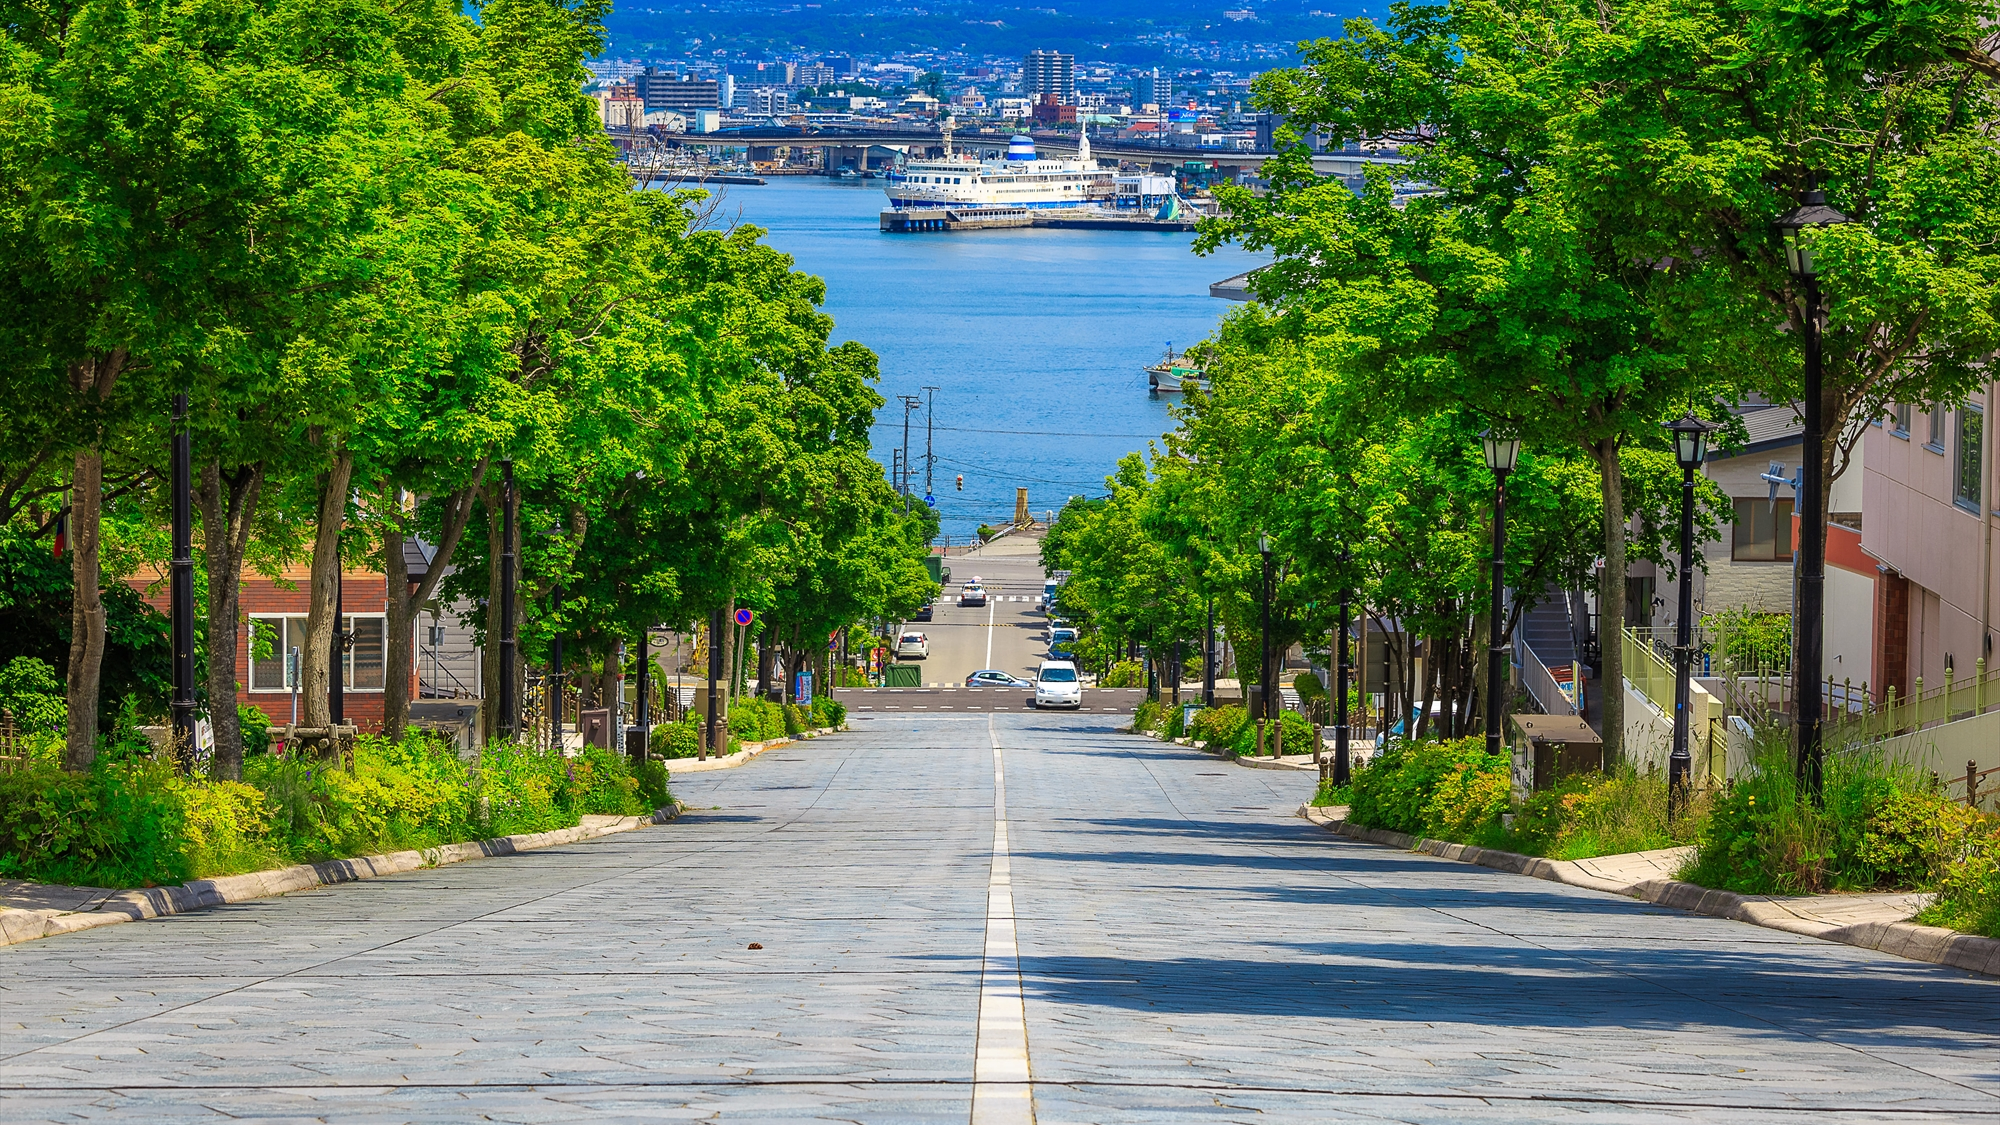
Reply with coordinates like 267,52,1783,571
1133,68,1170,110
1023,50,1076,106
634,67,720,112
795,63,837,88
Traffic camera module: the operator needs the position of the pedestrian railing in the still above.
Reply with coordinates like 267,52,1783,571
1825,659,1999,747
1516,635,1581,716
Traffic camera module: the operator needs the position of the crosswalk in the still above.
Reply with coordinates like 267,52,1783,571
958,595,1038,603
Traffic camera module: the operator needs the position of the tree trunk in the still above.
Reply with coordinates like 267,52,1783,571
300,450,354,728
380,473,483,740
718,595,736,713
196,460,263,779
757,628,775,699
1596,437,1626,764
61,352,124,772
63,449,107,772
476,484,520,741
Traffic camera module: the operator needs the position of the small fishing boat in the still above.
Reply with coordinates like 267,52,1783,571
1145,344,1202,393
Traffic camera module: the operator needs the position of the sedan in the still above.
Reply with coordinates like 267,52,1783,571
965,670,1033,688
895,632,929,659
959,583,988,607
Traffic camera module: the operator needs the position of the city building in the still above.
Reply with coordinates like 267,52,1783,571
1024,49,1076,106
1133,68,1170,110
598,82,646,130
1862,386,1997,701
1032,96,1077,126
633,68,720,113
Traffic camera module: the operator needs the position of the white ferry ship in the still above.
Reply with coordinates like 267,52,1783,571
884,132,1115,210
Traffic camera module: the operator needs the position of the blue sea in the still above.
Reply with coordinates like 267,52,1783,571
702,176,1266,543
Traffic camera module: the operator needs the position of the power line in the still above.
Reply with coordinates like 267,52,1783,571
870,422,1170,439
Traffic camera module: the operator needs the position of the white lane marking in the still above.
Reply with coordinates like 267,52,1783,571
973,715,1033,1125
984,596,996,669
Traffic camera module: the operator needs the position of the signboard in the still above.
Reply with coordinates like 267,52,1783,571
734,607,754,627
795,670,813,708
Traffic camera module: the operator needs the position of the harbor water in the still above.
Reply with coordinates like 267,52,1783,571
694,176,1266,543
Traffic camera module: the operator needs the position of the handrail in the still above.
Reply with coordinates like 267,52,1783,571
1826,658,1999,746
1517,634,1581,716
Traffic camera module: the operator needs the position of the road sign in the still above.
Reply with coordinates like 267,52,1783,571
734,608,754,627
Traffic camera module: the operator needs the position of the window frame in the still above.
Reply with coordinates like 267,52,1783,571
1956,402,1985,514
1731,497,1796,563
245,612,389,694
1891,402,1911,438
1926,405,1948,454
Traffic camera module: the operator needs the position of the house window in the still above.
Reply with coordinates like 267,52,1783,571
248,614,388,692
1732,498,1795,562
1928,406,1947,452
1892,402,1911,436
1957,405,1984,511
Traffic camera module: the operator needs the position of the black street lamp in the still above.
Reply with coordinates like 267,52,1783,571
1481,429,1520,756
498,459,518,742
169,394,195,761
1774,185,1850,799
1664,414,1718,820
1258,532,1275,733
1334,545,1353,787
1203,594,1216,708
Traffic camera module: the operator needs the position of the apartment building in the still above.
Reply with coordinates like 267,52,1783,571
1862,387,1996,700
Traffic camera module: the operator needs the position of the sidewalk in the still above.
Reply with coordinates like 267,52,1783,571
1300,805,2000,977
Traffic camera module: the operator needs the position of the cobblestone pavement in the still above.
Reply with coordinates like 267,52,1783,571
2,716,1999,1123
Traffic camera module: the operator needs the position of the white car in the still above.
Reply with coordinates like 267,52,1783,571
959,582,988,607
896,632,929,659
1034,661,1083,709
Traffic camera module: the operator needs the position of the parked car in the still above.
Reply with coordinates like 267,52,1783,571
1033,661,1083,709
959,581,988,607
896,632,929,659
911,602,934,622
1047,626,1078,660
966,669,1033,688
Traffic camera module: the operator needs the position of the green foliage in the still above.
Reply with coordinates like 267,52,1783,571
1704,608,1792,668
0,734,672,889
236,704,272,758
1227,709,1313,757
1682,741,1968,894
726,698,789,742
810,696,845,728
1311,779,1351,807
1131,700,1164,734
1099,660,1143,689
1348,738,1510,840
782,703,806,737
1505,769,1699,860
650,720,704,759
1187,705,1248,747
0,657,65,735
1163,701,1188,740
1919,823,2000,938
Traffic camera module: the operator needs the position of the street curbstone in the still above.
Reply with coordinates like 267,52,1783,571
0,800,686,950
1306,812,2000,978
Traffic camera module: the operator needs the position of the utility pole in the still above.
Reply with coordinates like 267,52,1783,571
499,459,517,742
898,394,922,510
923,385,939,501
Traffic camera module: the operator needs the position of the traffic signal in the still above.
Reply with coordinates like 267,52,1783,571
955,474,964,491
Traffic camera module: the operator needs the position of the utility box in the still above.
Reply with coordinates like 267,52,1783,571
884,663,922,687
581,708,613,750
1510,713,1604,799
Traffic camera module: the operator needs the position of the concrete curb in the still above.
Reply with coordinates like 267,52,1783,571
1297,806,2000,977
658,726,841,773
0,802,686,950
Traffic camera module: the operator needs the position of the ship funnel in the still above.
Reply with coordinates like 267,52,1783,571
1007,135,1036,161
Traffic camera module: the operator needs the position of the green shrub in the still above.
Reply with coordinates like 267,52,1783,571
1682,739,1964,894
1163,702,1187,739
727,698,788,742
1504,768,1696,860
782,703,806,737
1187,705,1247,747
1920,823,2000,937
1226,709,1312,757
0,656,65,735
1348,737,1509,840
1100,660,1142,689
1131,700,1163,733
237,703,272,756
0,732,674,889
810,696,846,728
1311,779,1351,807
650,720,704,758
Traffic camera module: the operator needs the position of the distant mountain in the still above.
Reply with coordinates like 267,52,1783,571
603,0,1369,67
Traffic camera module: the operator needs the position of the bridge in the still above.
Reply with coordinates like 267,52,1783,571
662,125,1405,179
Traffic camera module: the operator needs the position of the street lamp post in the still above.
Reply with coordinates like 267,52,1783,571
498,459,517,742
1258,533,1274,736
169,394,195,760
1481,430,1521,756
1203,595,1215,708
1664,414,1718,820
1335,547,1353,787
1774,185,1850,800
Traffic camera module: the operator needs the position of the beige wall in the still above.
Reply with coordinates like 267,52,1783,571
1862,391,2000,686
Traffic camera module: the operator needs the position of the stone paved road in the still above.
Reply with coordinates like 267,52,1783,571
3,715,1999,1122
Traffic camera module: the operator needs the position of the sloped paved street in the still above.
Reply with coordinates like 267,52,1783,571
2,715,1999,1122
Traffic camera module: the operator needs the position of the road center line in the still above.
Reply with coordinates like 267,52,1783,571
973,715,1033,1125
984,595,997,669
